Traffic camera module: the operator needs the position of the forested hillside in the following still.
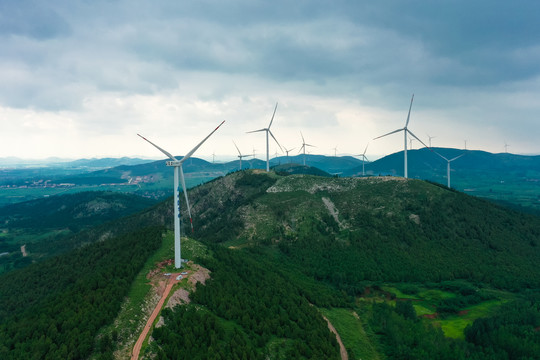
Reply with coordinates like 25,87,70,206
151,247,341,359
182,170,540,358
0,192,158,273
0,226,163,359
189,170,540,291
1,169,540,359
346,148,540,211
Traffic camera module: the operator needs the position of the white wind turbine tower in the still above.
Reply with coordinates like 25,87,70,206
373,94,429,178
434,151,465,188
138,121,225,268
355,143,370,176
247,102,283,171
298,132,315,166
284,147,295,163
504,142,510,153
233,141,251,170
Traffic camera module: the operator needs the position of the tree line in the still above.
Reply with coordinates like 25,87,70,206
0,226,163,360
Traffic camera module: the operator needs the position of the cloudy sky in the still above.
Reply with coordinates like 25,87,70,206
1,0,539,161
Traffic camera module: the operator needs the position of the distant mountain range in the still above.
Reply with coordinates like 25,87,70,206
0,157,151,169
1,148,539,211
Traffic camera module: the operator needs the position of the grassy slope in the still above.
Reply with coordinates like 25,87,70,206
320,307,382,360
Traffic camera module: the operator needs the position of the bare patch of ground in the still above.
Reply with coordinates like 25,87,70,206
322,197,347,230
187,263,211,287
165,288,191,309
20,244,27,257
409,213,420,224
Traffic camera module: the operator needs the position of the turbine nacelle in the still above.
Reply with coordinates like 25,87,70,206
166,160,184,167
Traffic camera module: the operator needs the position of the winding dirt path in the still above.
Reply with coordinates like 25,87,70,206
131,273,181,360
323,315,348,360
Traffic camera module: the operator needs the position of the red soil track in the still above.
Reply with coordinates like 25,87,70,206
131,273,181,360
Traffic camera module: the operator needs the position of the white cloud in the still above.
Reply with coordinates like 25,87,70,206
0,0,539,159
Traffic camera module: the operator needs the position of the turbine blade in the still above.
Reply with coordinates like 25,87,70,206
373,128,403,140
246,128,266,134
300,131,305,143
179,166,193,232
433,150,448,161
405,94,414,128
268,130,283,152
137,134,178,161
233,140,241,156
268,102,278,128
407,129,430,149
298,144,305,154
363,142,370,156
449,153,466,162
179,120,225,163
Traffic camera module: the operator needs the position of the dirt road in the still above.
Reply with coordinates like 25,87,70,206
131,273,181,360
323,315,348,360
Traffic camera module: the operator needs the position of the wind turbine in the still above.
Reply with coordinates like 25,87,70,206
373,94,429,178
333,146,338,157
247,102,283,171
298,132,315,166
434,151,465,188
427,134,436,147
284,147,295,163
355,143,370,176
504,142,510,153
233,141,251,170
138,121,225,268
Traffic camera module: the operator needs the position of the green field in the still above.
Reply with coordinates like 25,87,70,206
435,299,509,339
374,285,511,339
